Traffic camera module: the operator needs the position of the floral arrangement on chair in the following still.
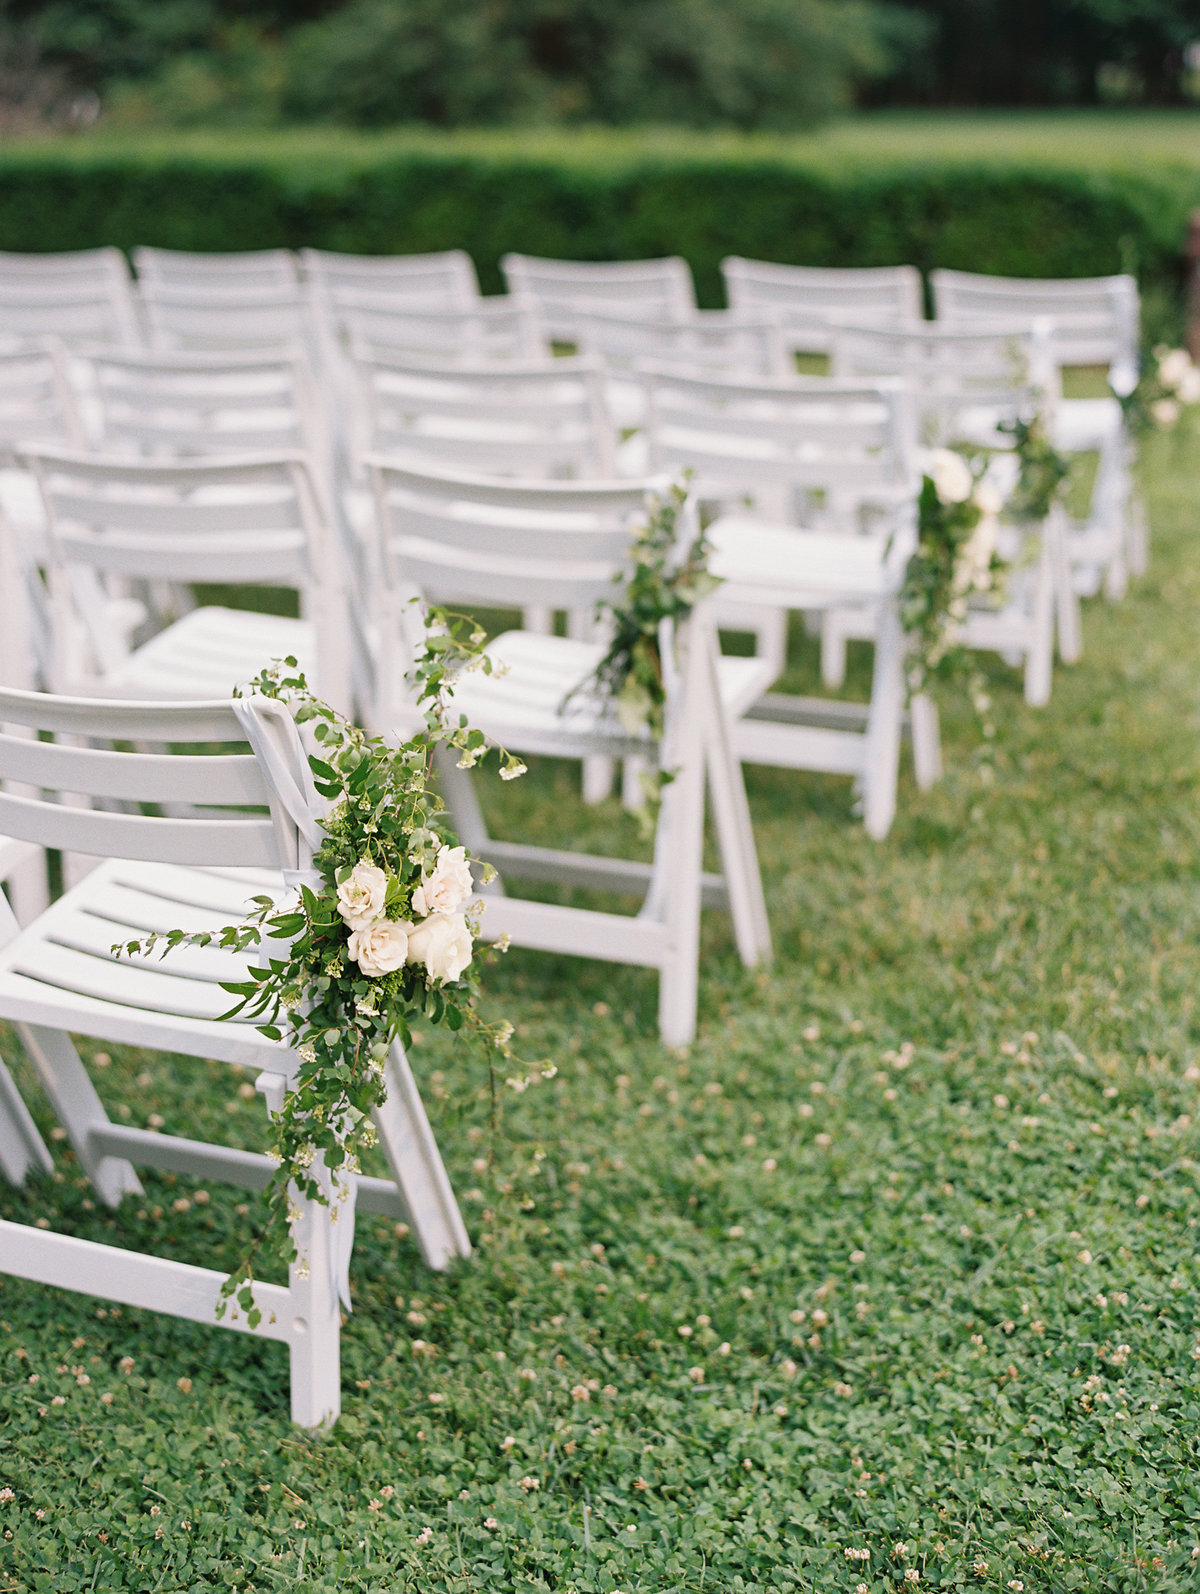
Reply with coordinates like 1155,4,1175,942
1120,345,1200,434
115,614,527,1322
570,474,719,816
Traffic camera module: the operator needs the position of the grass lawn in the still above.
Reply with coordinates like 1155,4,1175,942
2,422,1200,1590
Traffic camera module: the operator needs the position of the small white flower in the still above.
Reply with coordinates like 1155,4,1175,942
500,761,527,781
336,862,389,931
1157,347,1191,389
1178,365,1200,405
1152,397,1180,429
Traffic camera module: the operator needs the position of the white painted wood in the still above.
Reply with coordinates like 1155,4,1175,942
0,689,470,1426
133,247,300,291
721,259,922,356
366,463,772,1043
301,247,479,306
501,254,696,344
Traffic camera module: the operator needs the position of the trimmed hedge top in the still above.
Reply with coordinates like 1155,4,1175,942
2,121,1197,306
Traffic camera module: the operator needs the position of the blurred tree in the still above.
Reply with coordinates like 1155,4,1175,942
282,0,924,128
877,0,1200,105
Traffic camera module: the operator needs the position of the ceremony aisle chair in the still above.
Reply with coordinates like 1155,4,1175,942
0,276,142,349
0,247,134,296
301,247,480,308
0,685,470,1427
501,254,697,345
720,258,923,360
132,246,301,292
137,282,319,366
574,306,790,432
931,266,1143,590
21,448,350,715
366,462,774,1047
348,349,615,478
324,292,545,369
642,363,936,837
830,318,1068,706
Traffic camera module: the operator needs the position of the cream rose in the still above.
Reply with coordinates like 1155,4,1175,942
411,844,473,919
927,448,974,506
1152,397,1180,429
337,860,389,931
972,479,1003,519
407,912,473,984
347,918,411,977
1179,365,1200,405
1158,347,1192,390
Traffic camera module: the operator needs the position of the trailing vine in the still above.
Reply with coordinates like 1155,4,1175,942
114,614,530,1324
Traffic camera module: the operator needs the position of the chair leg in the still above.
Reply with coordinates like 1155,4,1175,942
1025,532,1055,709
286,1186,343,1430
373,1043,471,1272
861,600,905,842
0,1054,53,1185
820,610,849,688
909,692,942,789
702,676,771,968
654,679,708,1049
16,1023,142,1206
582,755,615,804
1048,508,1083,666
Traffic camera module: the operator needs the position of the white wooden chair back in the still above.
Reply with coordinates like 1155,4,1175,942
138,282,317,358
930,268,1139,392
501,254,696,341
721,258,923,355
0,247,132,291
0,339,84,456
0,681,470,1428
575,307,790,379
642,363,917,525
327,291,544,365
350,349,615,477
301,247,479,307
0,687,302,870
83,346,323,463
21,448,331,692
133,246,300,291
368,459,648,612
0,276,142,348
831,319,1053,444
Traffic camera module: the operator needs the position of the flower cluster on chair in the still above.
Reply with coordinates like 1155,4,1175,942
1120,346,1200,434
113,614,524,1323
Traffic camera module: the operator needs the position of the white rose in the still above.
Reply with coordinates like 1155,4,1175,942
1157,348,1191,390
337,861,389,930
411,844,473,918
1152,397,1180,429
347,918,412,977
972,479,1003,518
1178,366,1200,405
407,912,473,984
927,448,974,505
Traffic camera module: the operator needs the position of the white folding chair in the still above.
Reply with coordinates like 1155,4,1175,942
326,292,545,367
501,254,696,344
642,363,935,836
22,448,350,715
132,246,300,291
575,307,790,433
0,280,142,349
831,319,1069,705
365,462,774,1046
0,247,133,294
721,259,923,358
349,349,615,477
0,684,469,1427
931,267,1143,589
137,282,318,363
301,247,479,307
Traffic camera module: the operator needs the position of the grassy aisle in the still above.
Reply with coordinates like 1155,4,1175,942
2,428,1199,1591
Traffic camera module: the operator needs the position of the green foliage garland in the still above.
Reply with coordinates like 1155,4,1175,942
114,614,524,1322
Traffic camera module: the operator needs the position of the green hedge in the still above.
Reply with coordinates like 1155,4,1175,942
1,133,1195,309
